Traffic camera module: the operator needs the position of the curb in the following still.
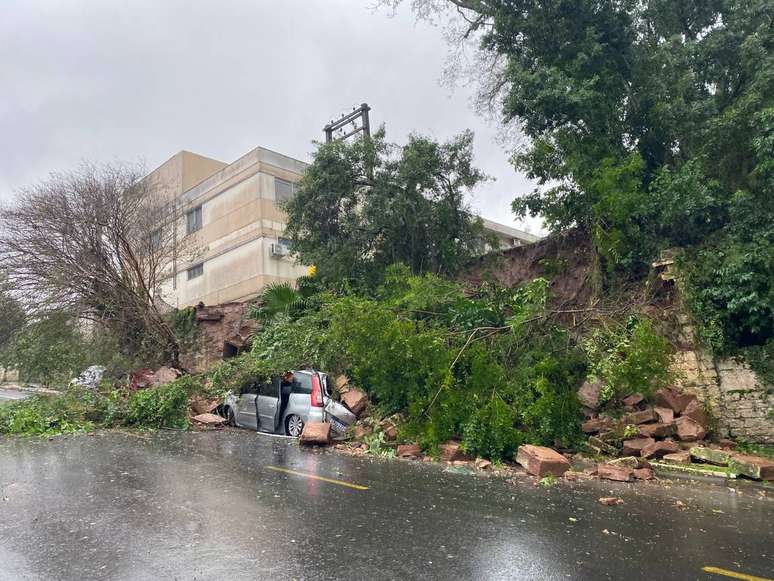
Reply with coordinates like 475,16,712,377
0,383,61,396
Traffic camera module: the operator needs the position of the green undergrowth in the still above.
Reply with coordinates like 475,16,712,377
0,375,220,437
234,265,675,462
735,441,774,460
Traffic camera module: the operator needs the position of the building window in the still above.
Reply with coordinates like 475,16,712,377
187,263,204,280
149,227,162,251
274,178,296,203
186,206,202,234
277,237,292,253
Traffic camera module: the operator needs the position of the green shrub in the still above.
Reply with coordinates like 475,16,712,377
462,398,521,460
126,380,191,429
326,295,453,413
582,317,673,403
0,389,98,436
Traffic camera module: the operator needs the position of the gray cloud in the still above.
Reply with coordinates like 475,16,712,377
0,0,541,233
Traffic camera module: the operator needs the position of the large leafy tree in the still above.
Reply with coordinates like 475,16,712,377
395,0,774,348
283,128,492,287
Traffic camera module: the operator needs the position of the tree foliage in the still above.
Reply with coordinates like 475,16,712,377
283,129,493,288
397,0,774,350
2,312,88,386
242,265,672,459
0,275,25,356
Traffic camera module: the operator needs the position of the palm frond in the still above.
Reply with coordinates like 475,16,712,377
255,282,301,320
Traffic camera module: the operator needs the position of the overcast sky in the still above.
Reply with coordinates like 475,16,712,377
0,0,541,233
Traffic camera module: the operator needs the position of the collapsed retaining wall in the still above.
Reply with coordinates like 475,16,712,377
179,302,259,373
465,233,773,444
672,313,774,444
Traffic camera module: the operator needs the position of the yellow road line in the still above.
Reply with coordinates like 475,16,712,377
265,466,369,490
703,566,773,581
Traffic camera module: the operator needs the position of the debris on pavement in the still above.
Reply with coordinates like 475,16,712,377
575,383,774,482
439,441,471,463
300,422,332,446
597,463,634,482
192,413,227,426
475,458,492,471
397,444,422,458
189,396,219,416
516,445,571,478
598,497,624,506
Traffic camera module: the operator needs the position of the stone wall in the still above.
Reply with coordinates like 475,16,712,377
179,302,260,373
672,314,774,444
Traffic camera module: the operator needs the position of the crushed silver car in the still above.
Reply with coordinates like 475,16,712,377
223,369,356,437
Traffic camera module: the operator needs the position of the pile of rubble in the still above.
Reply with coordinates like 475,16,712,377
303,375,773,484
578,384,773,482
299,375,369,446
189,394,226,427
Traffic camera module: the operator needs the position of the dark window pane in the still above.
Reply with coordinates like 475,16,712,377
275,178,295,203
186,206,202,234
187,263,203,280
259,382,278,398
293,373,313,394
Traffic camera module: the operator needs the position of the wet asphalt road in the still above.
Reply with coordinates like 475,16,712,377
0,430,772,581
0,388,28,403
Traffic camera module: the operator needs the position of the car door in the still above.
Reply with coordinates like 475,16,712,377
256,378,281,432
236,382,259,430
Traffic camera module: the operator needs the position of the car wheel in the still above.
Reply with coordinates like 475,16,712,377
286,414,304,437
225,406,236,427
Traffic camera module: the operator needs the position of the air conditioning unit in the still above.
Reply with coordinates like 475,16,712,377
270,243,290,257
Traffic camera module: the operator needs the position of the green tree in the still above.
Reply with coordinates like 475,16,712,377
283,128,493,288
398,0,774,348
0,276,25,360
5,312,88,386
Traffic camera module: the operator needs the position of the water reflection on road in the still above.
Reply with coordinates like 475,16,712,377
0,430,771,580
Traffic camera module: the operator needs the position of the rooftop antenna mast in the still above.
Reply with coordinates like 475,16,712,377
323,103,371,143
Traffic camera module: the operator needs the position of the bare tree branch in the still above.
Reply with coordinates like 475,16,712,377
0,162,185,365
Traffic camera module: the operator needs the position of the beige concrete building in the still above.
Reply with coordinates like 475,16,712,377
146,146,538,309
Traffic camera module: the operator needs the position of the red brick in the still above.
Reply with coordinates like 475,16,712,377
682,399,708,426
624,408,658,425
654,406,674,424
340,389,368,417
641,439,679,459
597,463,634,482
621,437,655,456
639,422,676,438
397,444,421,458
300,422,331,445
655,388,695,413
674,416,707,442
439,441,469,462
622,393,644,407
582,417,612,434
516,445,571,478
